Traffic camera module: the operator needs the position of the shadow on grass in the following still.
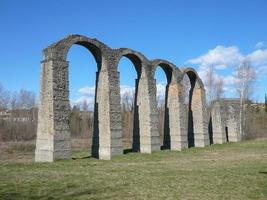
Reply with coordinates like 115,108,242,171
72,156,91,160
259,171,267,175
160,145,170,150
123,149,133,154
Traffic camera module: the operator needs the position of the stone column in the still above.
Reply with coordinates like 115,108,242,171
211,101,226,144
93,56,123,159
108,59,123,157
191,88,209,147
148,77,161,152
166,82,188,150
35,59,71,162
135,75,161,153
227,104,242,142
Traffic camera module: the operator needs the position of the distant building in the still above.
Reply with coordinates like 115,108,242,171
0,108,38,122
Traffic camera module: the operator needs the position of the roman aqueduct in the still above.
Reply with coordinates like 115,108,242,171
35,34,241,162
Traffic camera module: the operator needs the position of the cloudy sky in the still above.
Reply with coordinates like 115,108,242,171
0,0,267,107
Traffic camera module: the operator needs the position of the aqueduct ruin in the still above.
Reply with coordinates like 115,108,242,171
35,34,240,162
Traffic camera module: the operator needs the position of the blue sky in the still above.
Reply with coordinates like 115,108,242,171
0,0,267,105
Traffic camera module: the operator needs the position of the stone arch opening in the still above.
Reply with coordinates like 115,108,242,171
117,56,140,153
185,71,197,148
182,68,208,148
208,115,214,144
117,52,143,153
67,44,98,158
152,63,174,149
59,40,103,159
154,67,168,148
225,126,229,142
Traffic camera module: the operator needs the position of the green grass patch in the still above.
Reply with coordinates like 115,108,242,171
0,139,267,199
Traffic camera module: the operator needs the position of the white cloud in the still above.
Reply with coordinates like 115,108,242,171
188,45,243,70
255,41,265,49
188,45,267,71
187,45,267,96
74,96,94,105
78,86,95,96
156,82,167,98
120,85,135,97
221,75,236,85
70,96,95,110
246,49,267,67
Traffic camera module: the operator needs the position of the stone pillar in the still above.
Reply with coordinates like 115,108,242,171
93,57,123,159
191,88,209,147
166,82,188,150
211,101,226,144
35,59,71,162
227,122,241,142
135,76,161,153
227,104,242,142
108,61,123,157
149,77,161,152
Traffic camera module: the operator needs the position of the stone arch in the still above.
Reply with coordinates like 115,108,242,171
115,49,144,152
150,60,187,150
151,59,177,83
181,68,204,90
113,49,161,153
43,34,107,67
115,48,149,77
150,60,175,150
35,35,122,161
181,67,209,148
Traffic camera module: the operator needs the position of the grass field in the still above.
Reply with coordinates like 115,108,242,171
0,139,267,200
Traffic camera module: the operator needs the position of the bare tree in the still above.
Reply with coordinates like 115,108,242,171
121,91,134,112
215,77,224,99
234,59,256,137
81,100,89,111
204,65,216,104
0,83,10,110
120,91,135,147
18,89,36,109
10,92,19,109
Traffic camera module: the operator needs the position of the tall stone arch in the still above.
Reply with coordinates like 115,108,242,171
150,60,187,150
114,49,161,153
181,68,209,148
35,35,123,161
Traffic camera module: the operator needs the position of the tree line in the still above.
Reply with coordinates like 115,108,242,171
0,83,37,141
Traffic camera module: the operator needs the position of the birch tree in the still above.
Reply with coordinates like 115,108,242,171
234,59,256,137
215,77,224,99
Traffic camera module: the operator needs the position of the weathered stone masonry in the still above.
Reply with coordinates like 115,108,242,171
35,34,239,162
211,99,242,144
